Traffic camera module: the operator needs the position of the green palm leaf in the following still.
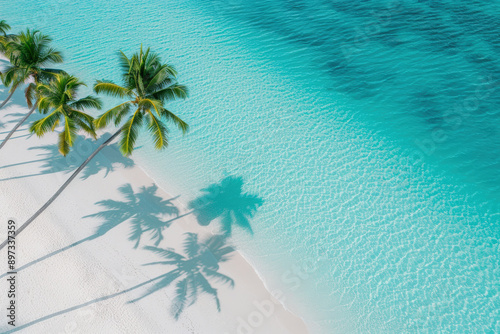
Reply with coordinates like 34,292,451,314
160,107,189,133
0,20,11,36
30,110,61,136
70,96,103,111
146,111,168,150
94,81,132,98
95,101,132,129
120,109,143,156
153,84,189,101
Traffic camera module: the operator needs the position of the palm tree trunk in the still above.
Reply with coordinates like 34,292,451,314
0,129,123,251
0,102,36,150
0,87,16,109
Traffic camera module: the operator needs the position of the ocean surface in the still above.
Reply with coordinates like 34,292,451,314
2,0,499,332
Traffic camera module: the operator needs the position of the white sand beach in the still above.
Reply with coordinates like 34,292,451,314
0,86,309,333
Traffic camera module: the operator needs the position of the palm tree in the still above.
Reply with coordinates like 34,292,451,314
130,233,235,319
0,20,10,36
0,20,13,97
0,20,13,53
188,176,264,235
30,74,101,155
93,45,188,156
0,29,65,149
0,47,189,251
84,184,179,248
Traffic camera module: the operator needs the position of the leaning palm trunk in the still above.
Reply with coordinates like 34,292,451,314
0,129,123,250
0,102,37,150
0,87,16,109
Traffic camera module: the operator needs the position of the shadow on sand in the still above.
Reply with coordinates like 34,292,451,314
2,234,235,333
0,80,46,132
0,134,135,182
84,183,180,248
0,176,263,331
1,176,264,278
129,233,235,319
0,184,180,279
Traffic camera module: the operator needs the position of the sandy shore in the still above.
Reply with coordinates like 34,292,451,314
0,85,309,333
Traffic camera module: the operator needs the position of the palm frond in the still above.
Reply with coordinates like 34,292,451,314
152,84,189,101
95,102,132,129
145,64,176,91
119,109,143,156
30,110,61,136
58,116,77,156
145,110,168,150
70,95,102,111
94,81,132,98
72,113,97,139
118,50,132,74
40,48,64,65
160,107,189,134
113,103,132,126
0,20,11,36
139,98,163,116
38,68,67,83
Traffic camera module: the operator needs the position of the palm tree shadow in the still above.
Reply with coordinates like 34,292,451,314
3,110,44,124
2,233,235,333
0,82,33,110
0,108,45,139
129,233,235,319
188,176,264,236
0,110,43,145
0,184,180,280
85,183,180,248
0,133,135,181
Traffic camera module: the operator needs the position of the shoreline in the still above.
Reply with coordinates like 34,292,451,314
0,92,310,333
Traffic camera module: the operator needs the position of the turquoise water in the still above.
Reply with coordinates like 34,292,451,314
2,0,500,332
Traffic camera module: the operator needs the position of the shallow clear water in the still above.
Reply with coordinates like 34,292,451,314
2,0,500,332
